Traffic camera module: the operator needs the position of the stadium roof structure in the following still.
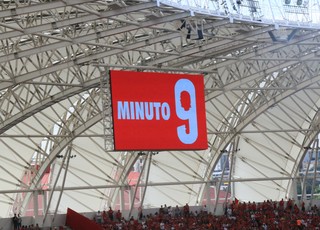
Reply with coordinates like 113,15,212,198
1,0,320,223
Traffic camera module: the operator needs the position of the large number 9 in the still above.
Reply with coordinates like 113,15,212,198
174,79,198,144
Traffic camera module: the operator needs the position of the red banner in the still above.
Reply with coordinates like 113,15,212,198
110,70,207,150
66,208,103,230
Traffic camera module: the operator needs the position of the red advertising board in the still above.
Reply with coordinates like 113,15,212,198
110,70,207,151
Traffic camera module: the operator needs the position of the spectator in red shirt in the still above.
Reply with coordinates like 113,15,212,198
108,207,114,221
115,210,122,222
183,203,189,217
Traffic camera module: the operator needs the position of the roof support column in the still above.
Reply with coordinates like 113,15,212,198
33,190,39,219
42,191,47,216
205,182,212,213
120,186,125,212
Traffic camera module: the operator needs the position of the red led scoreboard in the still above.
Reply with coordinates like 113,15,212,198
110,70,207,151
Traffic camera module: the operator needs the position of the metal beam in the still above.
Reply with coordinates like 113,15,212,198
94,63,216,74
0,175,314,195
0,78,100,134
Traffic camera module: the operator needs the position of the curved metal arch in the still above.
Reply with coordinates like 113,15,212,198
206,31,320,100
0,1,185,91
201,34,320,152
0,2,157,39
290,107,320,171
0,20,189,92
196,31,320,189
12,86,139,218
19,112,102,215
0,2,159,62
0,78,100,133
107,153,140,209
197,73,320,206
285,115,320,198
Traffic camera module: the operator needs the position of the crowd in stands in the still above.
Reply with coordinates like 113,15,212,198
94,199,320,229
